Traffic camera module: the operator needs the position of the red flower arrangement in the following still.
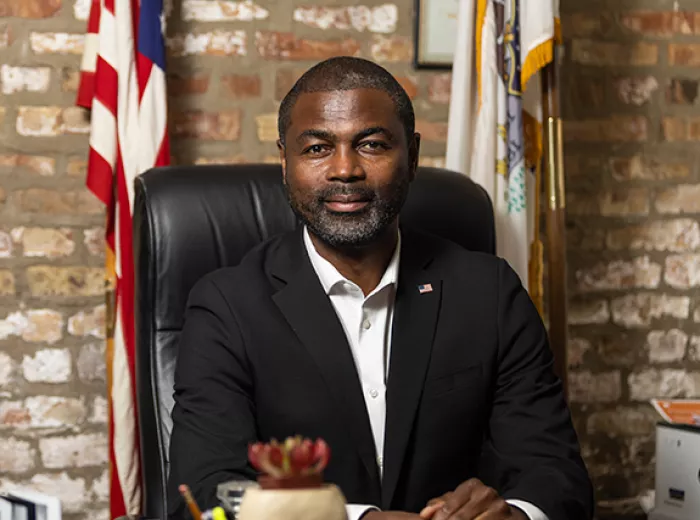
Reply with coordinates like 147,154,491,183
248,436,331,489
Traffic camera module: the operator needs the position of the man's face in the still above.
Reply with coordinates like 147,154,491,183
279,88,420,249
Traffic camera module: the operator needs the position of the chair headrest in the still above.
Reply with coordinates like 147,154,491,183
133,163,495,332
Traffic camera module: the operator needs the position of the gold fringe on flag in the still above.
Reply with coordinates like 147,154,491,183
105,241,117,507
475,0,489,105
522,18,562,91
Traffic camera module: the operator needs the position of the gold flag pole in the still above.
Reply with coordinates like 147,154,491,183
541,50,568,397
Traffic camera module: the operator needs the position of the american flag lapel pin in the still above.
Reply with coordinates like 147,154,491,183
418,283,433,294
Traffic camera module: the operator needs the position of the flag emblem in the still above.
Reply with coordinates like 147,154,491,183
418,284,433,294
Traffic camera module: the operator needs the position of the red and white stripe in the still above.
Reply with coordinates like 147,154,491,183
78,0,170,517
77,0,100,110
137,45,170,172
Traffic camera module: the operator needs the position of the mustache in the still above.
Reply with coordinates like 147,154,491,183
315,185,376,201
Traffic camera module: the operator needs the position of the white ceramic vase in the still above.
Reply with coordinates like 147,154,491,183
236,484,348,520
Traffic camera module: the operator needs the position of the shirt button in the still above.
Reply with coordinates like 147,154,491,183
377,456,383,468
369,389,379,398
362,319,371,330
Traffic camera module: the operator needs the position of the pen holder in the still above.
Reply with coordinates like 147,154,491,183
235,483,347,520
241,436,348,519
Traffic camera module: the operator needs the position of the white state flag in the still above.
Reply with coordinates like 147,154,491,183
446,0,560,307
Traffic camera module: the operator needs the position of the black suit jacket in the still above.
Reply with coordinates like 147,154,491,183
167,228,594,520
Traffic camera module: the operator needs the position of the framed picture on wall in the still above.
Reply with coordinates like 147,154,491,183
414,0,460,69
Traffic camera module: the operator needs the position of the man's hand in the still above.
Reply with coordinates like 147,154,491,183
419,479,527,520
363,512,422,519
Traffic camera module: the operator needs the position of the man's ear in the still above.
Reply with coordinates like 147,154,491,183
409,133,421,182
277,139,287,181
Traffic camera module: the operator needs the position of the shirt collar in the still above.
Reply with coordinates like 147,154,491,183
303,226,401,296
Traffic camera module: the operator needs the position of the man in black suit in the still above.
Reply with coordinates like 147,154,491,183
167,57,594,520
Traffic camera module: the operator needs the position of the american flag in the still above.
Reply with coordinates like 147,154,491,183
418,284,433,294
77,0,170,517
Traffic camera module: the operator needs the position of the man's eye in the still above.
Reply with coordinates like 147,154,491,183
306,144,325,154
361,141,387,151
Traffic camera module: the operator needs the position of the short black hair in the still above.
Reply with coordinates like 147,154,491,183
277,56,415,146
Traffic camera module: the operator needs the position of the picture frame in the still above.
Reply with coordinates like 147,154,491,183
413,0,460,69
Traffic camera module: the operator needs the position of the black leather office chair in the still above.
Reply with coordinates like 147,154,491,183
133,164,495,519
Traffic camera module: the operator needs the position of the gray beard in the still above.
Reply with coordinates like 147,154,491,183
286,181,408,248
300,204,392,248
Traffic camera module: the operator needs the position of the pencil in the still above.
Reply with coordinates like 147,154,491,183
178,484,202,520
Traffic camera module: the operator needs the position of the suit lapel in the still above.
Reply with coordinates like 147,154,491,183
382,232,441,509
270,231,382,497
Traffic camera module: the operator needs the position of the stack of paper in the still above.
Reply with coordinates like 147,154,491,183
0,489,61,520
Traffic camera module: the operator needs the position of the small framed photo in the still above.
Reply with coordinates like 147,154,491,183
414,0,460,69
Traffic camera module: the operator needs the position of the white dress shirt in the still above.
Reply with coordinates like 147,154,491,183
303,228,548,520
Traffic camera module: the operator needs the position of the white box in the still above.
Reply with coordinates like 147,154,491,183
649,422,700,520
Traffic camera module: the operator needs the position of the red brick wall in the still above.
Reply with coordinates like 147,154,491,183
0,1,110,517
563,5,700,519
1,1,698,519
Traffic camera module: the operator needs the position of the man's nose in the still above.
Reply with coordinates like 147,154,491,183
327,146,366,182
